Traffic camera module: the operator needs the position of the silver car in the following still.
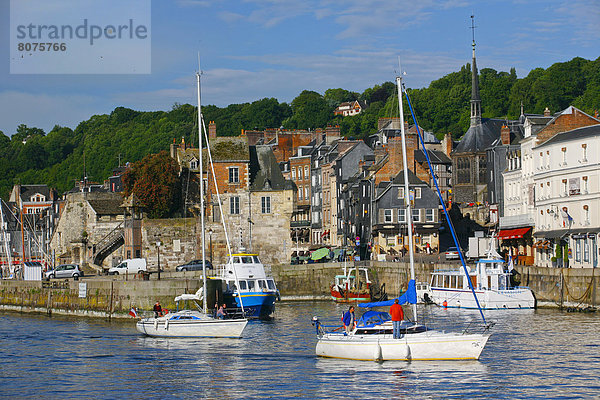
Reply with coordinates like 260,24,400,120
45,264,84,280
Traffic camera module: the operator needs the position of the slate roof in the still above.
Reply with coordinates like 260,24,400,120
87,199,124,215
16,185,51,201
391,169,427,186
454,118,506,154
249,145,295,191
414,149,451,164
535,124,600,149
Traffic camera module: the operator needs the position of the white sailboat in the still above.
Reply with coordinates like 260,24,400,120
136,70,248,338
313,72,491,361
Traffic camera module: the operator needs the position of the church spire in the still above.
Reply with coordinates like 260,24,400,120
470,14,481,127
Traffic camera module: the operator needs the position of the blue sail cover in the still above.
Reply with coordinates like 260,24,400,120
359,279,417,308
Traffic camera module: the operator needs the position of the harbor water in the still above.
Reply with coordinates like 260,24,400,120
1,301,599,399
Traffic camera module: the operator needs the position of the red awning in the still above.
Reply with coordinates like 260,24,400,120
498,227,531,239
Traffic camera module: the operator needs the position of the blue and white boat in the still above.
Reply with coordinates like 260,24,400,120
215,252,279,319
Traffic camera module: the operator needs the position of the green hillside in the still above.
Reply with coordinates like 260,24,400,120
1,56,598,200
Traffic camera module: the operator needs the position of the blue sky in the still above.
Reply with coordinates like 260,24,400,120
1,0,598,136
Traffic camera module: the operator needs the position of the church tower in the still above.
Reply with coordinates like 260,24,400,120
470,15,482,128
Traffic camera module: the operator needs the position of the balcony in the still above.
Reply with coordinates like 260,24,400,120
291,220,311,228
499,214,534,229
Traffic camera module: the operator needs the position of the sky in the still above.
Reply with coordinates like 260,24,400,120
0,0,599,136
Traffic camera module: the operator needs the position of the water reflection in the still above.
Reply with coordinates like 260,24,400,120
1,303,599,399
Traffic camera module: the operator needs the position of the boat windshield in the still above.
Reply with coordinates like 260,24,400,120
253,256,261,263
267,279,276,290
238,280,247,291
241,255,253,263
247,280,255,290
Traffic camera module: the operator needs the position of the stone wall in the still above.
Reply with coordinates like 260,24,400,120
142,218,197,270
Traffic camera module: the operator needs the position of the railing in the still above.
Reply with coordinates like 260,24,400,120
499,214,534,229
92,222,124,265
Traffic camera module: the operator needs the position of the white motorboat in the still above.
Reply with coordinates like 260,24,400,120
313,71,492,361
136,289,247,338
137,68,248,338
427,256,536,309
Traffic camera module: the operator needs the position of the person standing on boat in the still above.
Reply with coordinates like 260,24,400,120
390,298,404,339
216,304,227,319
153,301,163,318
342,306,356,333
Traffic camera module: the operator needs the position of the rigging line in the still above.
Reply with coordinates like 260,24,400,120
2,199,51,263
200,115,245,314
402,83,488,326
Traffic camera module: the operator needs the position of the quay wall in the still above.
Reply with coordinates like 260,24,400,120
0,263,597,318
0,274,203,319
270,262,599,307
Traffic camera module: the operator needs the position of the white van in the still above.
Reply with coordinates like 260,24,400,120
108,258,147,275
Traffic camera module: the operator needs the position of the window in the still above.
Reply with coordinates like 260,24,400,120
583,176,589,193
415,187,421,199
305,186,310,200
575,238,581,262
457,157,470,184
398,209,406,223
229,167,239,183
261,196,271,213
384,209,392,223
298,188,302,201
426,209,435,222
304,166,309,180
581,144,587,161
397,187,404,200
583,238,590,262
229,196,240,214
478,157,486,184
412,209,420,222
583,205,589,224
561,147,567,164
291,167,296,180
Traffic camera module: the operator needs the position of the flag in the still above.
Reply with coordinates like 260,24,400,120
128,307,138,318
560,209,573,227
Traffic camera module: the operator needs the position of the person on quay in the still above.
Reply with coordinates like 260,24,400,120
342,306,356,334
390,298,404,339
153,301,163,318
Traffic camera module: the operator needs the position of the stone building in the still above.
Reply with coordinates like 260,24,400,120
50,191,126,268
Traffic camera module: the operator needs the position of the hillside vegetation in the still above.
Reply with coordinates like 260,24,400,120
1,56,598,200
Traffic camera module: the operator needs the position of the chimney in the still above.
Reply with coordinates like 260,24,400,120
170,138,177,159
209,121,217,139
325,125,340,144
544,107,551,117
442,133,453,156
501,125,511,145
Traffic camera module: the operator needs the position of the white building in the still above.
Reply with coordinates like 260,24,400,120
532,124,600,268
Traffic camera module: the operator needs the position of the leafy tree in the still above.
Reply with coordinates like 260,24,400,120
284,90,332,130
122,151,181,218
324,88,360,108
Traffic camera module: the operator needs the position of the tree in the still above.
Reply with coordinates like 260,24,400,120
284,90,332,130
122,151,181,218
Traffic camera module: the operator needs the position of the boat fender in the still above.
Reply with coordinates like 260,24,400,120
443,300,448,308
154,319,158,330
403,344,412,361
374,340,383,363
164,319,169,330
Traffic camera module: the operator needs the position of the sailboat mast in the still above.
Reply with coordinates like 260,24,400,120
197,71,208,315
396,74,418,324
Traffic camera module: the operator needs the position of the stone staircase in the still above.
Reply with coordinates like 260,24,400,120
92,223,124,266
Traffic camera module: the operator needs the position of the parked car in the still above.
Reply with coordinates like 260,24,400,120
444,247,462,260
108,258,147,275
45,264,84,280
176,259,213,272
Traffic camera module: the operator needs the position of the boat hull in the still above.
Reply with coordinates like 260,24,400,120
136,315,247,338
316,331,490,361
230,292,277,319
430,287,536,309
330,287,371,303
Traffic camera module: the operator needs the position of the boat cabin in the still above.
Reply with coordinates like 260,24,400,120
334,267,372,291
430,259,511,291
217,253,278,294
